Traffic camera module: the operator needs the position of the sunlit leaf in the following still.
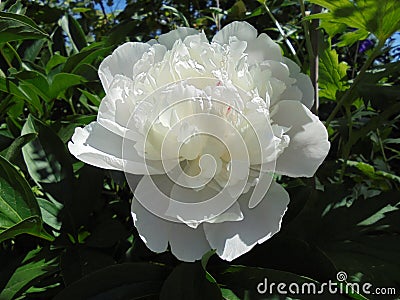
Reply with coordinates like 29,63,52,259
309,0,400,41
0,247,59,299
0,155,52,243
0,12,48,43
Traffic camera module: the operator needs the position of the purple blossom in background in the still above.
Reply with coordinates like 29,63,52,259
359,39,374,53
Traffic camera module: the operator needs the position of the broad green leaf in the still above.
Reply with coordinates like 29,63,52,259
226,1,247,19
37,197,63,231
160,263,222,300
0,155,52,243
54,263,169,299
79,89,101,107
23,39,46,62
0,42,22,69
21,115,73,184
62,43,112,74
362,61,400,84
45,53,67,74
308,0,400,41
320,19,347,37
243,5,266,20
5,132,37,163
0,130,13,152
346,160,400,184
0,247,59,299
319,41,349,100
0,77,28,99
16,82,44,115
337,29,369,47
14,70,50,102
58,15,87,53
0,12,48,43
221,288,241,300
48,73,86,99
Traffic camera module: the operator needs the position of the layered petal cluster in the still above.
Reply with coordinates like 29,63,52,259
69,21,330,262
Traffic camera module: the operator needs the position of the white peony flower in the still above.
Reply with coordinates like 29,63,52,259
68,21,330,262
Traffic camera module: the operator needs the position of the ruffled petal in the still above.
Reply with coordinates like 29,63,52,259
271,100,330,177
281,58,314,109
98,42,150,92
97,76,136,137
157,27,199,49
203,181,289,261
133,175,243,229
212,21,257,44
68,122,167,174
246,33,283,64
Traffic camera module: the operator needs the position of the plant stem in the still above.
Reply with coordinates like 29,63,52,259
339,105,353,182
299,0,313,59
263,2,302,66
325,41,384,127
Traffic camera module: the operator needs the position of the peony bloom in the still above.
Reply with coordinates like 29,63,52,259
69,21,330,262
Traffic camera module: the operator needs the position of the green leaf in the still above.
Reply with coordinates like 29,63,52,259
337,29,369,47
14,70,50,102
0,247,59,300
78,89,101,107
162,5,190,27
37,197,63,231
319,41,349,100
45,53,67,74
54,263,169,299
308,0,400,41
62,42,111,74
0,12,48,43
320,19,347,37
160,263,222,300
0,77,28,99
23,39,46,62
48,73,86,99
346,160,400,184
58,15,87,53
221,288,241,300
21,115,73,185
5,132,37,163
0,130,14,152
0,155,52,243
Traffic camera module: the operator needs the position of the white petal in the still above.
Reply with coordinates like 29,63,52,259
282,58,314,109
158,27,199,49
68,122,167,174
271,100,330,177
168,222,211,262
212,21,257,45
203,181,289,261
131,197,211,262
246,33,283,64
134,175,243,228
131,197,169,253
98,42,150,92
97,76,136,137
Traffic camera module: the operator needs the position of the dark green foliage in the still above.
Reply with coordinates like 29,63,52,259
0,0,399,299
